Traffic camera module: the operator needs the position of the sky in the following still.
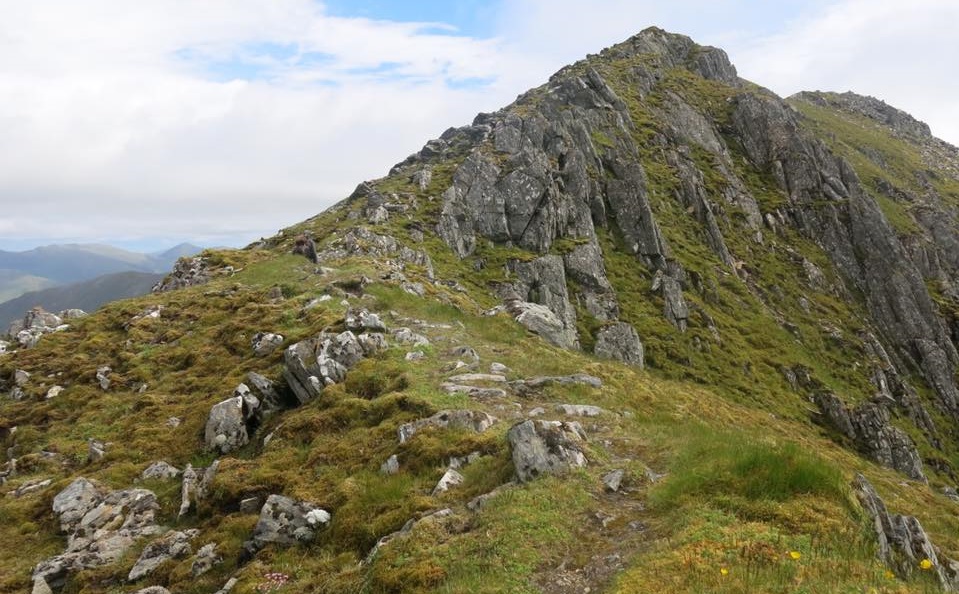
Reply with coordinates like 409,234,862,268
1,0,957,252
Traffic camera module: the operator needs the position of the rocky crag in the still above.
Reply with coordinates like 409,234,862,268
3,27,959,593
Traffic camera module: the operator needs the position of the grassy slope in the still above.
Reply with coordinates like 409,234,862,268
1,56,958,594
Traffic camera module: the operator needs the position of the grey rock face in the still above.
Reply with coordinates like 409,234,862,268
397,410,498,444
731,90,959,417
246,371,285,421
128,529,198,581
814,393,925,481
245,494,330,554
507,420,588,482
854,474,959,589
594,322,644,368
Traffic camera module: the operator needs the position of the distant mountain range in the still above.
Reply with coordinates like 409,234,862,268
0,243,201,329
0,271,164,331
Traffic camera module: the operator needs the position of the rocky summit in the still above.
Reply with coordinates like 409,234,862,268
3,27,959,593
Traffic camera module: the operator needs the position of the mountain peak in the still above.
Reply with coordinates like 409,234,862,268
791,90,932,140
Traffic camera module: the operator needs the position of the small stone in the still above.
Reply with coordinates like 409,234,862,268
490,362,510,374
45,386,63,399
141,461,181,480
251,332,284,356
380,454,399,475
166,417,182,428
528,407,546,417
405,351,426,362
432,468,464,495
555,404,605,417
393,327,430,346
95,366,111,391
191,543,223,577
603,469,625,492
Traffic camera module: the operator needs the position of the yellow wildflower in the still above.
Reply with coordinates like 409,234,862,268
719,567,729,576
920,558,933,570
884,570,895,579
788,551,801,560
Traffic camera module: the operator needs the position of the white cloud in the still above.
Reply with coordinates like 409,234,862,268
0,1,955,250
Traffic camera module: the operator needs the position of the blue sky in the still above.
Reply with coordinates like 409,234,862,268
0,0,956,252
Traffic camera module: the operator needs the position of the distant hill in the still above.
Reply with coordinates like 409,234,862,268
0,269,57,303
0,270,164,331
0,242,201,304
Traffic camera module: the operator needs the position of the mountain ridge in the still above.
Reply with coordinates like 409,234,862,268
3,27,959,593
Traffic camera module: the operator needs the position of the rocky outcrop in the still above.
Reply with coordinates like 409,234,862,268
33,479,162,592
243,495,330,557
152,256,217,293
7,307,80,349
507,420,588,482
318,227,435,280
283,329,385,404
814,393,925,481
854,474,959,589
397,410,498,444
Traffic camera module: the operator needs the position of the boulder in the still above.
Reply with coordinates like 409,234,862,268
95,366,111,391
507,420,588,482
252,332,284,356
52,478,103,532
603,469,625,492
128,529,198,581
141,461,181,480
393,327,430,346
345,308,387,333
245,495,331,554
204,385,260,454
555,404,605,417
432,468,464,495
380,455,400,475
505,300,579,349
594,322,644,368
191,543,223,577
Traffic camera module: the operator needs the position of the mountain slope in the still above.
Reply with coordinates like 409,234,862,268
0,271,164,331
2,27,959,594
